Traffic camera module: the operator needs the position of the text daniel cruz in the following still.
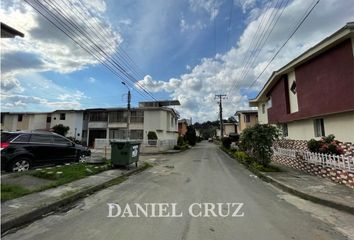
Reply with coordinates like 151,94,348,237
107,203,245,218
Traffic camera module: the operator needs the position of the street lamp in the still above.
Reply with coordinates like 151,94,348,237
121,82,131,140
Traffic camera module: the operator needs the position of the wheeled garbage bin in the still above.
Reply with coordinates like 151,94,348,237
110,140,141,168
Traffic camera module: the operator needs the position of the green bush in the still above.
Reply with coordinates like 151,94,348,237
173,145,181,150
221,137,232,149
308,139,321,152
177,136,185,146
240,124,280,167
52,124,70,136
147,131,158,140
307,134,343,155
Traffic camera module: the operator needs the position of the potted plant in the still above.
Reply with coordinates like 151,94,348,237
147,131,158,145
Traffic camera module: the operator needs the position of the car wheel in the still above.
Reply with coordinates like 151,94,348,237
11,158,31,172
78,154,87,163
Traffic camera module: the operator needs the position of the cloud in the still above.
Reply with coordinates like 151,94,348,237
138,0,354,122
235,0,258,13
0,0,122,75
180,14,206,32
89,77,96,83
1,74,24,93
1,72,89,111
188,0,222,20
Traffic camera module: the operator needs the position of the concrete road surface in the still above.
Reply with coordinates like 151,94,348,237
3,142,353,240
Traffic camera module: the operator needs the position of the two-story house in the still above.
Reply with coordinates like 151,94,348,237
249,22,354,142
235,110,258,133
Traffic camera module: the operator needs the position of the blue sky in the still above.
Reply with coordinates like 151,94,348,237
1,0,354,122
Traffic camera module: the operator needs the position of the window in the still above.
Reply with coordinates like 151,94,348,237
130,130,143,140
60,113,66,120
29,134,53,143
109,111,126,123
244,115,251,123
261,104,265,114
90,112,108,121
290,81,297,94
18,114,23,122
53,135,71,145
314,119,325,137
1,114,4,124
281,124,288,137
171,116,174,127
109,129,127,139
46,116,51,123
13,134,30,143
130,111,144,123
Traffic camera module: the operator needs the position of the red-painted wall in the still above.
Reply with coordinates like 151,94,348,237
268,39,354,124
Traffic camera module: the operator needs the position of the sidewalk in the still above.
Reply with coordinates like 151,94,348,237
1,163,149,234
219,147,354,214
258,164,354,214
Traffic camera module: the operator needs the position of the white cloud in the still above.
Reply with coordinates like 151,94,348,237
188,0,222,20
138,0,354,122
235,0,258,13
89,77,96,83
180,14,206,32
1,0,122,75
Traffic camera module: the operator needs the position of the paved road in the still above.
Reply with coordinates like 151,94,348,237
3,142,350,240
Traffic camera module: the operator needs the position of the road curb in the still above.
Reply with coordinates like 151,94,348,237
1,163,151,235
218,148,354,215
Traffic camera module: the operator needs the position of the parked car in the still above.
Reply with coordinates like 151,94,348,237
1,131,91,172
208,138,213,142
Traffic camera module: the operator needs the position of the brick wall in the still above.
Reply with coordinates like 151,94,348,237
272,139,354,188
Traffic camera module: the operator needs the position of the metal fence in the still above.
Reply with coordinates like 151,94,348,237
273,147,354,172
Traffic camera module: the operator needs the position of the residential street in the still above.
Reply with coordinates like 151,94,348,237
3,142,352,240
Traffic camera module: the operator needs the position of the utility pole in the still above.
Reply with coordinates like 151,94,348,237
122,82,131,140
215,94,226,138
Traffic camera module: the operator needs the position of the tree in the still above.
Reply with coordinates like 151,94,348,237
185,125,197,146
52,124,70,136
240,124,280,166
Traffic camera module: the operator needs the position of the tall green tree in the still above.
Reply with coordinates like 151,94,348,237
185,125,197,146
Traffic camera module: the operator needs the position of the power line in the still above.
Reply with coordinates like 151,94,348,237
248,0,320,88
227,0,287,96
24,0,157,101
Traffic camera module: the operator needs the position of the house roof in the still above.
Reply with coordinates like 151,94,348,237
1,22,24,38
249,22,354,106
139,100,181,107
234,110,258,115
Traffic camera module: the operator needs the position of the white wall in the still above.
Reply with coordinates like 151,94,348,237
287,111,354,142
324,111,354,142
28,114,47,130
143,109,178,141
1,114,17,131
257,102,268,124
50,112,84,140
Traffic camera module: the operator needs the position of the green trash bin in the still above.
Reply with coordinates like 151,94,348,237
110,140,141,168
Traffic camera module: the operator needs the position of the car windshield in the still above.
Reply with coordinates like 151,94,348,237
1,133,19,142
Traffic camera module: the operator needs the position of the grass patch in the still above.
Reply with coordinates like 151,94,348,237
1,161,111,202
29,163,111,186
1,184,31,202
1,161,151,202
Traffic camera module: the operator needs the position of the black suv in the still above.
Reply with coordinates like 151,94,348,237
1,131,91,172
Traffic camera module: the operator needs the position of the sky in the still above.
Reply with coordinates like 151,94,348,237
1,0,353,122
